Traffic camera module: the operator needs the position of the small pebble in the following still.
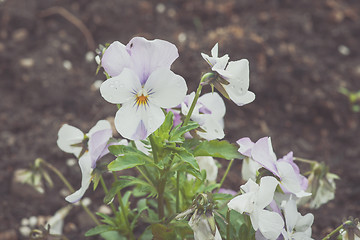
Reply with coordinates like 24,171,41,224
21,218,29,226
66,158,77,167
98,205,112,215
19,58,34,68
338,45,350,56
85,51,95,63
12,28,28,42
28,216,37,227
178,32,187,43
82,197,91,207
19,226,31,237
59,188,70,197
63,60,72,70
167,8,176,18
156,3,166,13
91,80,103,91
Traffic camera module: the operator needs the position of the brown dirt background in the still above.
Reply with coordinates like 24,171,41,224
1,0,360,239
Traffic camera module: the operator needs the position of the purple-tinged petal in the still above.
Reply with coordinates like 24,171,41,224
132,120,147,140
126,37,179,85
87,120,111,137
278,151,300,174
251,137,279,177
65,153,92,203
237,137,254,157
101,41,132,77
114,101,165,140
88,129,112,168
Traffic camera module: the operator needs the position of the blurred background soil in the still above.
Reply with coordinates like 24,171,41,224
1,0,360,239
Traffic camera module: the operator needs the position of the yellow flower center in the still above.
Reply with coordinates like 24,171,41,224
136,94,149,106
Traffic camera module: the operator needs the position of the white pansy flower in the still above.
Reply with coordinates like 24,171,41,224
100,37,187,140
181,92,225,140
281,198,314,240
57,120,111,158
201,43,255,106
228,176,284,240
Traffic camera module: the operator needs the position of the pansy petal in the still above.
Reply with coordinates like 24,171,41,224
101,41,132,77
237,137,255,157
57,124,84,157
87,119,111,137
114,102,165,140
198,92,226,118
276,161,311,197
251,137,279,177
211,43,219,57
100,68,141,104
258,209,284,240
88,129,112,168
126,37,179,85
225,59,250,89
283,198,298,233
145,68,187,108
257,176,279,209
228,192,256,214
295,213,314,233
65,153,92,203
225,90,256,106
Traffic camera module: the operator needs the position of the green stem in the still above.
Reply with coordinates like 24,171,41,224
183,72,213,126
136,166,154,187
321,221,351,240
158,176,166,220
40,159,100,226
217,159,234,191
226,210,231,240
176,172,180,213
149,134,159,164
99,176,117,215
293,157,317,164
112,173,135,240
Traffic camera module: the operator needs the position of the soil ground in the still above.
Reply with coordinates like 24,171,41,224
1,0,360,239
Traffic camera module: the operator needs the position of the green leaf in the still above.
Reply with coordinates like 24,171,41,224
108,144,144,156
193,140,243,160
152,223,177,239
154,111,174,140
100,231,126,240
175,148,199,170
108,152,150,171
85,225,118,237
103,178,135,205
169,121,199,142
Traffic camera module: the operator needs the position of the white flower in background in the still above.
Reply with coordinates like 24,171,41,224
201,43,255,106
189,211,222,240
299,169,339,209
228,176,284,240
57,120,127,203
281,198,314,240
57,120,111,158
100,37,187,140
236,137,261,181
251,137,310,198
196,156,218,182
201,43,229,71
181,92,226,140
